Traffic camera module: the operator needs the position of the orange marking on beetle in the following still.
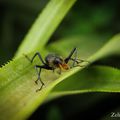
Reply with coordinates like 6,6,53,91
58,63,70,70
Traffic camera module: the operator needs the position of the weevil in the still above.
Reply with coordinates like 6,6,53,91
25,48,89,91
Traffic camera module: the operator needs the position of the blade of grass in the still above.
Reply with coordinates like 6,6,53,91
88,34,120,62
47,66,120,101
15,0,76,58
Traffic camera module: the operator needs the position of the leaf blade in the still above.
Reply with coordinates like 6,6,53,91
0,34,120,120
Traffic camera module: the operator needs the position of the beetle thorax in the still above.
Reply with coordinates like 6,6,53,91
45,54,63,68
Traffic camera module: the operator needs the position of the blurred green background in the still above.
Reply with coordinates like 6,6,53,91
0,0,120,120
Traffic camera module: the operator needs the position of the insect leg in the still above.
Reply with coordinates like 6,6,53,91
64,48,78,67
64,48,90,68
70,58,90,64
34,65,44,91
25,52,46,65
64,48,77,64
72,48,77,67
34,65,53,91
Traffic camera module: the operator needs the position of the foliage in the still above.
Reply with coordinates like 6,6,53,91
0,0,120,120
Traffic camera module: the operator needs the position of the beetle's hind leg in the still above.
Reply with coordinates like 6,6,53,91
64,48,90,68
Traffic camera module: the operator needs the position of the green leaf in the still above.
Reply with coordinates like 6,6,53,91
88,34,120,62
15,0,76,58
48,66,120,100
0,34,120,120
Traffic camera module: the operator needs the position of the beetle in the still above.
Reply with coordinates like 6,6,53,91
25,48,88,91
